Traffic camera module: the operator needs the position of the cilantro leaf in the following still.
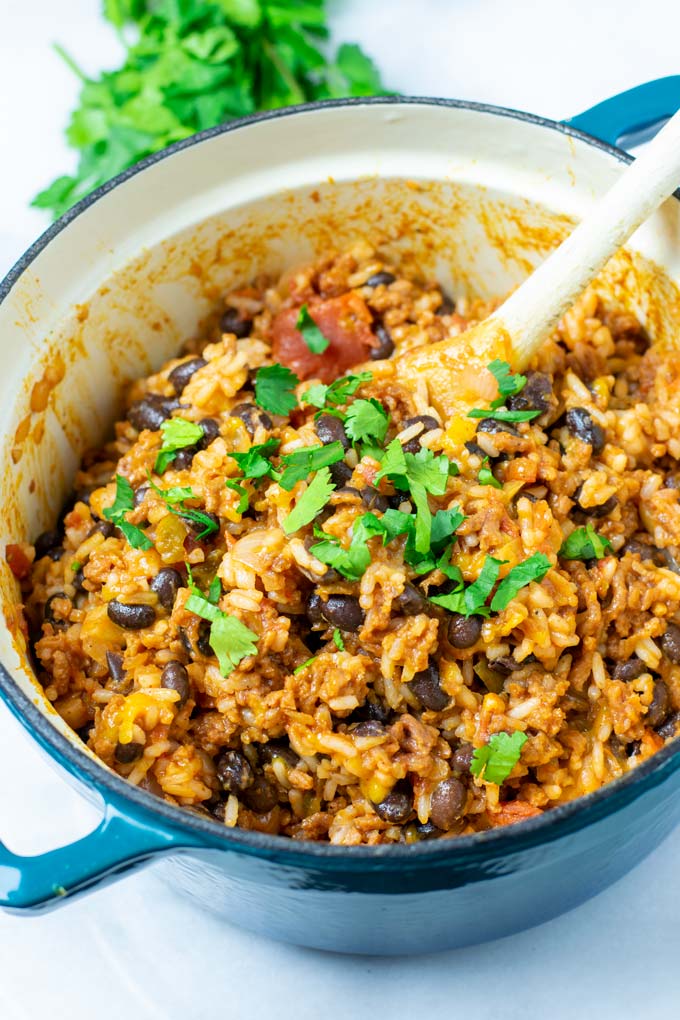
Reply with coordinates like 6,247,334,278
373,438,408,484
430,556,505,617
430,506,465,548
147,472,219,539
300,371,373,409
154,417,204,473
254,364,299,416
311,512,384,580
332,629,345,651
490,553,551,612
283,466,335,534
470,731,528,784
344,398,389,444
279,441,345,490
487,359,527,409
559,524,613,561
294,656,317,675
103,474,153,550
478,459,502,489
185,592,258,676
230,438,280,479
207,576,222,604
225,478,249,513
296,304,329,354
468,408,540,423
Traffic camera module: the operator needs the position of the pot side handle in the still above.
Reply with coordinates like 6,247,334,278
0,799,196,913
566,76,680,148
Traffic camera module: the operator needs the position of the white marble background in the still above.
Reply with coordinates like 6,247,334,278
1,1,680,1016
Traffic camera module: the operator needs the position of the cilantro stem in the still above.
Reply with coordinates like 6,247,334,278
53,43,89,82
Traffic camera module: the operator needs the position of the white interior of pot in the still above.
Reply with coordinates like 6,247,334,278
2,101,680,731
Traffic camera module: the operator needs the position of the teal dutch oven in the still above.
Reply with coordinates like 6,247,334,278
2,79,680,955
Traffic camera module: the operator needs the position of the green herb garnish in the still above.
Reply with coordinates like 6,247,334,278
103,474,153,550
478,458,502,489
70,560,82,572
470,731,528,784
332,629,345,651
430,556,504,618
375,441,454,554
185,592,258,677
279,442,345,490
154,417,204,473
254,364,299,417
300,371,373,409
283,466,335,534
487,359,527,409
296,304,329,354
294,656,317,675
225,478,249,513
490,552,551,611
147,473,219,539
559,524,613,561
311,512,385,580
32,3,389,220
344,398,389,444
468,408,540,423
230,438,280,479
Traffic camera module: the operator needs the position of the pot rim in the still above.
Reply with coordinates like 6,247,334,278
2,94,680,863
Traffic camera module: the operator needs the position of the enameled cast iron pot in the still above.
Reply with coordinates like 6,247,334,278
2,79,680,955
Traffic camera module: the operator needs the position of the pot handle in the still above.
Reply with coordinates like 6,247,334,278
566,76,680,147
0,797,197,913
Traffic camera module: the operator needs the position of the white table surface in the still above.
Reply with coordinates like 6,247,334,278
1,1,680,1016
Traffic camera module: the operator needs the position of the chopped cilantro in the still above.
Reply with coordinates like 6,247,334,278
296,304,329,354
311,512,385,580
225,478,249,514
333,629,345,651
70,560,82,572
283,466,335,534
430,507,466,547
147,473,219,540
279,442,345,491
430,556,505,617
478,458,502,489
300,372,373,410
230,438,280,480
154,417,204,473
468,408,540,423
470,731,528,784
103,474,153,550
294,656,317,675
490,552,551,611
254,364,299,417
344,398,389,444
559,524,613,561
207,576,222,604
376,443,454,554
487,359,527,409
185,593,258,677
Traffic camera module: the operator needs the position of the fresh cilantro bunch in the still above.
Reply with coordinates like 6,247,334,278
33,0,390,219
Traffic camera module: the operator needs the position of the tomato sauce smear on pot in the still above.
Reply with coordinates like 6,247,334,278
271,293,377,382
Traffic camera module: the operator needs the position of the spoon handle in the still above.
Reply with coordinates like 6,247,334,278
498,108,680,367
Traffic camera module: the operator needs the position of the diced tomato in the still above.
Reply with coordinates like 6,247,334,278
6,543,33,580
271,293,377,382
490,801,543,828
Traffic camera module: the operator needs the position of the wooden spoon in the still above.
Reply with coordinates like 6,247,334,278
394,108,680,451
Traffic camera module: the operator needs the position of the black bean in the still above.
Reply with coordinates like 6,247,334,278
106,651,126,685
115,741,144,764
451,744,474,774
46,546,65,561
127,394,178,432
198,417,220,448
161,661,191,707
435,294,455,316
197,620,212,656
429,777,466,830
150,567,183,611
308,593,364,631
34,529,62,559
414,820,441,840
365,271,396,287
623,538,657,561
658,711,680,740
410,662,449,711
394,583,428,616
329,461,353,487
89,520,116,539
488,655,522,675
107,600,156,630
666,474,680,490
349,698,391,726
508,372,553,415
315,414,350,450
646,680,670,728
186,511,220,539
360,487,389,513
258,743,299,768
612,658,647,681
465,440,487,459
44,592,70,627
476,417,520,437
220,308,252,339
371,323,395,360
172,446,196,471
77,721,95,743
168,357,207,395
230,402,272,436
448,613,482,648
243,775,278,812
351,720,386,738
565,407,605,455
216,750,254,793
374,782,413,824
401,414,440,454
662,622,680,664
72,568,86,593
571,485,618,520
